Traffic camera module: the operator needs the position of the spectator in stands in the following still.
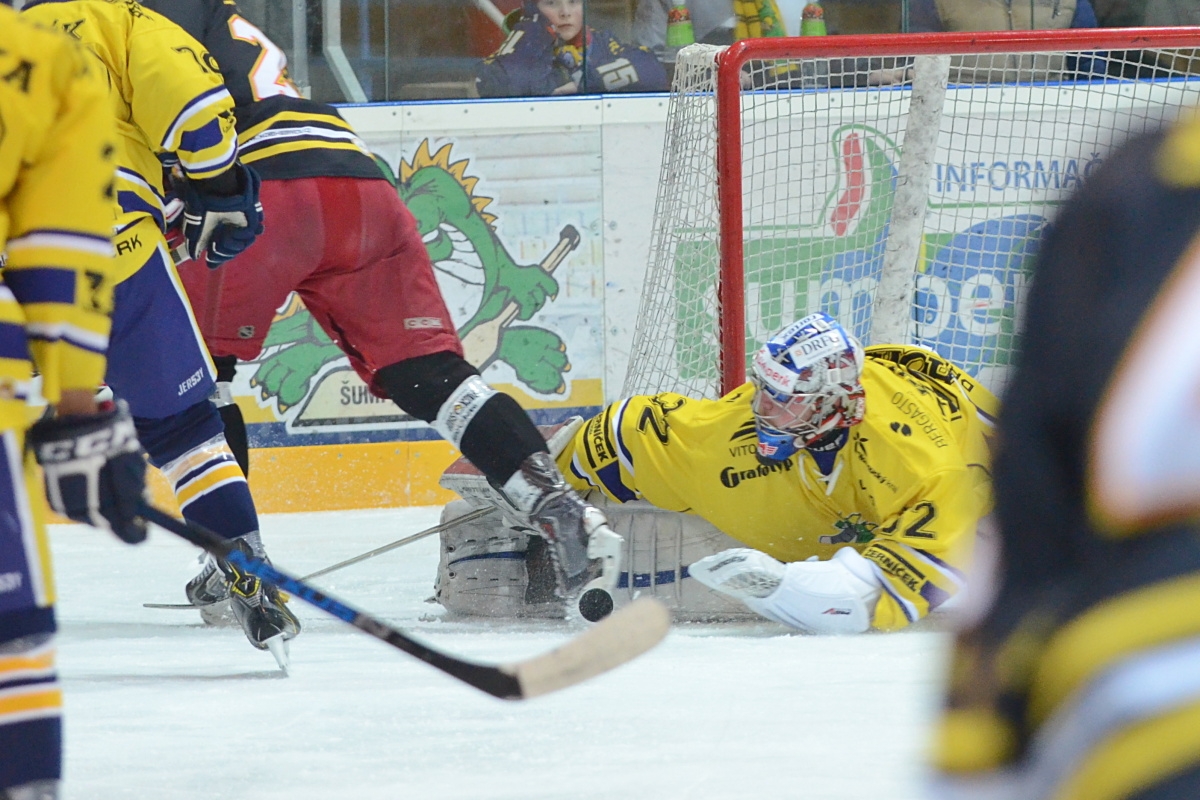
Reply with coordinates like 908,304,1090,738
1091,0,1142,26
633,0,736,62
909,0,1098,33
1094,0,1200,26
476,0,667,96
1144,0,1200,25
868,0,1101,85
1095,0,1199,79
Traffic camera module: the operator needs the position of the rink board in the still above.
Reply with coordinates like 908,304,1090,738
144,438,461,515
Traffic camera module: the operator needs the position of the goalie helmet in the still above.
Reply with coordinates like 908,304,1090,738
749,313,865,461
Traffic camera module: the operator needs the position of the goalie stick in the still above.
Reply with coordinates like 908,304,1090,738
144,506,499,609
137,502,670,699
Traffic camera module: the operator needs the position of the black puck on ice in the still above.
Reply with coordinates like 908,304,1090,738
578,588,614,622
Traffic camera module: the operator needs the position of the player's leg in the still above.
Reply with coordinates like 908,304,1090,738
300,177,622,614
175,179,327,484
211,355,249,477
372,349,622,604
104,229,298,652
0,433,63,800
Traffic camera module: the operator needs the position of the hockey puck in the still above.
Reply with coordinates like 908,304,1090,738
577,588,614,622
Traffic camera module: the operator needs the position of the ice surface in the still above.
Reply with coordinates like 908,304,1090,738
51,507,950,799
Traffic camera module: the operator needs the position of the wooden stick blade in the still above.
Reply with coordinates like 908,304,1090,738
506,598,671,699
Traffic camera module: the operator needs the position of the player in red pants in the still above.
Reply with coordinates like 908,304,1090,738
145,0,622,620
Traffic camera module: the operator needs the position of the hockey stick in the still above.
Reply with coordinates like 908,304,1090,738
145,505,499,608
137,502,670,699
299,506,496,581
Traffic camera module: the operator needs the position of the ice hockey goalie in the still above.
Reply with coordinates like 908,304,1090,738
435,314,998,630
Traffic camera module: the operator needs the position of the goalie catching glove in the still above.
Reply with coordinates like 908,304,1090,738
29,400,149,544
690,547,882,634
180,161,264,268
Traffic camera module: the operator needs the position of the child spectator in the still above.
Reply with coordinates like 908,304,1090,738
909,0,1098,32
477,0,668,96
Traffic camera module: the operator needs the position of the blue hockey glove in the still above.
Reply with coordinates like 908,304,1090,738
180,162,265,268
29,400,149,544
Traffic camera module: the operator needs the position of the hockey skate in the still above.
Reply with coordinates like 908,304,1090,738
504,452,623,621
185,542,300,669
184,553,236,626
223,539,301,671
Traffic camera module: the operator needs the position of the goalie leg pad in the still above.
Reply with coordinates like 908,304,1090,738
435,500,564,618
434,495,762,621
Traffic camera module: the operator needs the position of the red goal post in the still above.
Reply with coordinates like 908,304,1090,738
625,29,1200,400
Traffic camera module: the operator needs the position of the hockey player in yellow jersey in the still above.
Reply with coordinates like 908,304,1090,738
20,0,299,668
560,312,996,632
0,8,151,798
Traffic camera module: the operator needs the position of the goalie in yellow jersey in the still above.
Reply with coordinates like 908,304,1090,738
437,312,997,631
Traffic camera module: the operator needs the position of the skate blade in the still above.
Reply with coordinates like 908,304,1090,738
198,599,238,628
264,634,290,674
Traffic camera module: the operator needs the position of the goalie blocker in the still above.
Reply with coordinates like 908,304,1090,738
437,419,759,622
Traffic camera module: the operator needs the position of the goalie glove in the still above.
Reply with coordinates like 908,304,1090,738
690,547,882,634
29,400,149,544
180,162,265,268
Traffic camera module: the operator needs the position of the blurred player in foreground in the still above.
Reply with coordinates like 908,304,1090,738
141,0,623,620
931,116,1200,798
0,10,150,798
439,312,998,632
20,0,298,665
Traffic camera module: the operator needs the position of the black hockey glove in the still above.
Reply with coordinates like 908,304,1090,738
29,401,148,544
180,161,265,268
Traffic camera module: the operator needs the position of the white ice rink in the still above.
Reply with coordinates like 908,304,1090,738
51,507,951,799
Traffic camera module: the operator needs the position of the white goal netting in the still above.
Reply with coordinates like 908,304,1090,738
624,33,1200,399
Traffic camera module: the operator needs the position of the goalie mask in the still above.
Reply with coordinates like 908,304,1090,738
750,313,866,461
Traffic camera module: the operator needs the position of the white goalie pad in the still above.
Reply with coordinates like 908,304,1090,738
435,496,760,621
435,499,561,618
436,418,759,620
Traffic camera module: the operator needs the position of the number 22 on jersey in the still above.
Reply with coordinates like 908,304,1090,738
227,14,301,100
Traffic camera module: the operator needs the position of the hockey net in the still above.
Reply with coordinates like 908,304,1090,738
624,31,1200,399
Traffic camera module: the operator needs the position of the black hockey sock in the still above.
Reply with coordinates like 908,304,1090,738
219,402,250,477
212,355,249,477
457,392,548,482
375,352,547,484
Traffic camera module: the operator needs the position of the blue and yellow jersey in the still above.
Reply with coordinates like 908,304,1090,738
560,346,999,630
22,0,238,279
0,6,116,420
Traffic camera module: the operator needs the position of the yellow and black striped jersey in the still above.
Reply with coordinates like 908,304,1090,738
0,5,116,419
560,346,999,630
143,0,383,181
22,0,238,272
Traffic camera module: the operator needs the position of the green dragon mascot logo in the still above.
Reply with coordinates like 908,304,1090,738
247,140,580,425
